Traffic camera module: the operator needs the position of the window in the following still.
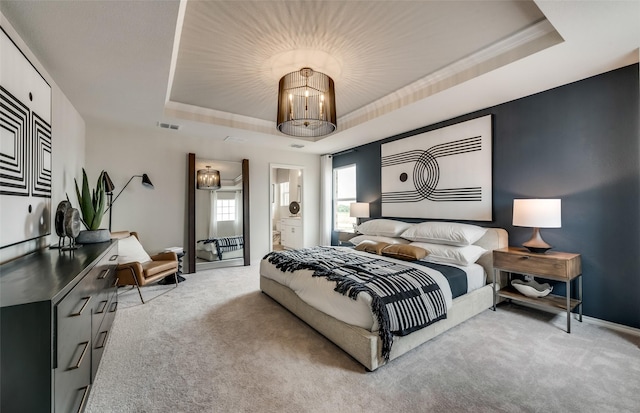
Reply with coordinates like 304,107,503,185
333,164,357,231
279,182,289,206
216,199,236,221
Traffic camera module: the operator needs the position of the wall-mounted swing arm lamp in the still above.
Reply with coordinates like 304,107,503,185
103,172,154,231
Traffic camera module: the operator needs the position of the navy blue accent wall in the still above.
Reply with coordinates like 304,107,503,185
333,64,639,328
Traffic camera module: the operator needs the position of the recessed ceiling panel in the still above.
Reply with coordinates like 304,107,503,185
170,0,547,123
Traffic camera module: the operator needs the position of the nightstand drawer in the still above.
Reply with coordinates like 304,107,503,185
493,248,581,280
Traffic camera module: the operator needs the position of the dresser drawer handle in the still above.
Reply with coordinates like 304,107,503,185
68,341,89,370
95,330,109,349
70,296,91,317
109,301,118,313
109,254,118,261
97,269,109,279
95,300,108,314
520,256,530,260
76,385,90,413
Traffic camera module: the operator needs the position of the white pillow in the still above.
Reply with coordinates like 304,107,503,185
117,235,152,264
400,222,487,246
350,234,411,246
410,242,487,266
356,219,414,237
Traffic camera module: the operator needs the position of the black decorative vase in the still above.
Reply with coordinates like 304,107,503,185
75,229,110,244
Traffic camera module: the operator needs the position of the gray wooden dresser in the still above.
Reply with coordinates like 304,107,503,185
1,241,118,413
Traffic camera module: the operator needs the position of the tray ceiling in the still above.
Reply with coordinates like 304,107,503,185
1,1,638,153
167,0,558,141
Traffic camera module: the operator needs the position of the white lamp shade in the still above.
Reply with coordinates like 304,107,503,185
349,202,370,218
513,199,561,228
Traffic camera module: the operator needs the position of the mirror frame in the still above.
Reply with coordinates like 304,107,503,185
187,153,250,273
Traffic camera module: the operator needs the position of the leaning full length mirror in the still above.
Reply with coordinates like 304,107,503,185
195,158,245,270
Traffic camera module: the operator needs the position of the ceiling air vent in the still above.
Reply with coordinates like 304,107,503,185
157,121,180,130
224,136,247,143
290,144,305,149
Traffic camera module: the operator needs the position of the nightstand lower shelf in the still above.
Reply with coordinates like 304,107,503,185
492,247,583,333
497,286,582,311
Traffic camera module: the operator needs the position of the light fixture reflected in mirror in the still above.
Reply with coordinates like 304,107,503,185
197,166,221,190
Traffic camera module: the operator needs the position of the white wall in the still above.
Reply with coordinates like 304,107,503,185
0,14,85,263
84,118,320,265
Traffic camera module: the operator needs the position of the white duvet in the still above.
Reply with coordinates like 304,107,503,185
260,247,486,332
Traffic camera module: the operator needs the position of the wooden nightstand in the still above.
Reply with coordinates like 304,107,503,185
492,247,582,333
337,231,358,246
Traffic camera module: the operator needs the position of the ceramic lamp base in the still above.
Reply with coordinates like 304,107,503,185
522,227,552,253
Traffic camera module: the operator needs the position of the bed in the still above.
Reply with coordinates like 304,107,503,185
260,223,507,371
196,235,244,261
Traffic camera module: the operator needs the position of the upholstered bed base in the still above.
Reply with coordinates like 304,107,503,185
261,276,493,371
260,227,508,371
196,248,244,262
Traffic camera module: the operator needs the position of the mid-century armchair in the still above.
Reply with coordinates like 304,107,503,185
114,231,179,303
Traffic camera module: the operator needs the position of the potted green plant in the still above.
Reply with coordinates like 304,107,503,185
73,168,110,243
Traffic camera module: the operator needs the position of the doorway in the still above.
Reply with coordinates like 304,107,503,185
270,164,304,252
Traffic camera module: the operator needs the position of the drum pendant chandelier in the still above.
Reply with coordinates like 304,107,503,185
197,166,221,190
276,67,336,138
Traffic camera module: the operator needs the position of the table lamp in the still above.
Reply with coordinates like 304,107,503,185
512,198,561,253
350,202,370,231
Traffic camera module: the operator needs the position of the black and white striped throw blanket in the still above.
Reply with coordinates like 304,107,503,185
264,246,447,361
199,236,243,260
214,236,243,259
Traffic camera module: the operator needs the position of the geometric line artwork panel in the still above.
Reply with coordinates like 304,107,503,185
0,85,29,196
1,116,23,171
1,26,52,250
32,112,52,197
381,115,493,221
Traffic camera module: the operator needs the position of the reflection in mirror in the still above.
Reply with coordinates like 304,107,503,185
195,159,244,270
270,165,303,252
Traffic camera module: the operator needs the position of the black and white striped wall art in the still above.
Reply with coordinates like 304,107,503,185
381,115,492,221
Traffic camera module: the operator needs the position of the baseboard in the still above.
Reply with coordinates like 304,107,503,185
506,301,640,337
579,314,640,337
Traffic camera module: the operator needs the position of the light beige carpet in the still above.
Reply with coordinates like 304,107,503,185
86,264,640,412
